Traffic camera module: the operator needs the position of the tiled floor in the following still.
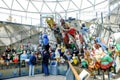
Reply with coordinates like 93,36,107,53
5,74,66,80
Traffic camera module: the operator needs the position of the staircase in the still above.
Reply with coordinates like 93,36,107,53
0,21,43,46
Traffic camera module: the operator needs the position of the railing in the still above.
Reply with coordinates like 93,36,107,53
0,60,68,79
0,60,42,70
0,60,42,79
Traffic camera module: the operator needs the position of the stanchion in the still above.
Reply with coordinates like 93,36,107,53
102,70,105,80
108,71,110,80
18,53,21,77
98,68,101,75
108,66,112,80
114,65,116,74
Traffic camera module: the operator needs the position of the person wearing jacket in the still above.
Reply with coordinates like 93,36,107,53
42,50,50,76
28,52,36,76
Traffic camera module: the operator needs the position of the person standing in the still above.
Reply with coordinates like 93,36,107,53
29,52,36,77
42,50,50,76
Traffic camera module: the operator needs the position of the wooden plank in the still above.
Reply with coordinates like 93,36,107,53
68,61,81,80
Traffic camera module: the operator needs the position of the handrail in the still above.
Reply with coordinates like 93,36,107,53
0,60,42,70
68,61,81,80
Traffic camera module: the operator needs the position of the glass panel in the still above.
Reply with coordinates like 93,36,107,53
3,0,13,8
12,0,25,11
11,15,22,23
95,1,108,12
95,0,106,4
55,3,64,13
27,13,39,19
31,1,43,12
89,0,95,5
17,0,28,10
80,10,96,21
0,0,8,8
27,2,38,12
110,3,119,11
0,11,10,21
31,19,40,25
21,17,32,25
59,1,69,10
67,1,79,11
67,11,77,19
81,0,92,9
73,0,81,9
41,3,52,13
45,2,57,12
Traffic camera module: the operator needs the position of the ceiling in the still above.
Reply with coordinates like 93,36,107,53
0,0,113,25
0,0,120,47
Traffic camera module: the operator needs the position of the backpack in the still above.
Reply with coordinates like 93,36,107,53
31,57,36,65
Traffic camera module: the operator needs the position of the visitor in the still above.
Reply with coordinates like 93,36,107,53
42,50,50,76
28,52,36,77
